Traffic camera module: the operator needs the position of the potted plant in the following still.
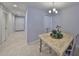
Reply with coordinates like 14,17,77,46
50,25,63,39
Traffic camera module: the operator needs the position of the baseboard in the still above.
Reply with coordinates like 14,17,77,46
15,30,24,32
27,39,40,45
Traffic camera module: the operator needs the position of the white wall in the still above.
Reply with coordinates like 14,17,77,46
53,4,79,35
44,15,53,32
26,7,48,43
8,12,15,35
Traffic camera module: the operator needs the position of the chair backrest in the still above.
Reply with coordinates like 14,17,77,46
70,38,76,56
64,34,77,56
75,34,79,47
72,34,79,56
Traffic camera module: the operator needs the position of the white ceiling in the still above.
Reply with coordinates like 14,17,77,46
1,2,78,16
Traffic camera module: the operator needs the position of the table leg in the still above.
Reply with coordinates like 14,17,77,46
40,39,42,52
49,47,52,53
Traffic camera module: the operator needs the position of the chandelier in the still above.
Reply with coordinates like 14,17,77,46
49,2,58,14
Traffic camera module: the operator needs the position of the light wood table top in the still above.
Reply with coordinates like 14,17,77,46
39,32,74,56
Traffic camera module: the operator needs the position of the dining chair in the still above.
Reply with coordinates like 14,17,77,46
64,35,76,56
64,34,79,56
72,34,79,56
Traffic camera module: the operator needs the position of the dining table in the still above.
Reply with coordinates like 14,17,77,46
39,32,74,56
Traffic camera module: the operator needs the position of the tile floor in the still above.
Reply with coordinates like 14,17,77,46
0,31,57,56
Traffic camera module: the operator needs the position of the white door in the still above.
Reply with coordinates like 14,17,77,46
44,16,52,32
3,12,8,41
0,20,2,43
15,16,25,31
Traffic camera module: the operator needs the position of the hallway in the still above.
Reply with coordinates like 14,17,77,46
0,32,56,56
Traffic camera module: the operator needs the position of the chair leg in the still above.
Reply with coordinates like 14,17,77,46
49,47,52,53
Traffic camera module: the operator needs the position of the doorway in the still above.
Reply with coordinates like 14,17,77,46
15,16,25,32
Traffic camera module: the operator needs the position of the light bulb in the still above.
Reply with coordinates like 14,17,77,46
53,8,56,12
55,10,58,14
49,10,51,13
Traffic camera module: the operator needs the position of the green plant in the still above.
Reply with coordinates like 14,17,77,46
50,29,63,39
52,30,57,34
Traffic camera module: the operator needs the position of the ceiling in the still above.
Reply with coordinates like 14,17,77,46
0,2,78,16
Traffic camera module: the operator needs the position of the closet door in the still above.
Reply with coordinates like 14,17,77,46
4,12,8,40
0,19,2,43
0,9,1,43
15,16,25,31
2,12,8,41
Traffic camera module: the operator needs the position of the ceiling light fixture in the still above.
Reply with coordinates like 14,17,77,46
52,1,58,14
13,4,17,7
49,2,58,14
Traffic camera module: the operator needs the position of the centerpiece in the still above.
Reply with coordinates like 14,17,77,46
50,25,63,39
